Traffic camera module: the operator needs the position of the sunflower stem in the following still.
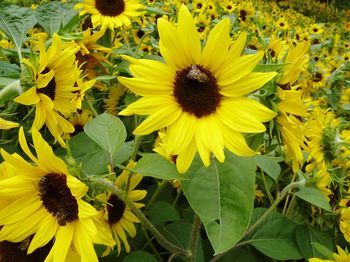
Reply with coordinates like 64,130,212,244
95,179,191,257
145,180,167,211
187,213,201,262
85,96,98,117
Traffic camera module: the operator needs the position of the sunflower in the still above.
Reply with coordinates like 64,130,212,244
305,108,339,167
14,33,82,147
75,0,144,30
277,41,309,86
0,118,19,130
104,83,127,116
0,127,106,261
94,161,146,255
118,5,277,173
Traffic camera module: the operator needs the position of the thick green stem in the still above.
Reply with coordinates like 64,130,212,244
95,179,191,257
145,180,167,211
188,213,201,262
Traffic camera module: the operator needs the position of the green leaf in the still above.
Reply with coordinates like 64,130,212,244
253,63,286,72
254,155,281,181
181,152,256,254
248,208,303,260
67,132,109,175
0,4,36,61
114,141,134,165
146,201,180,226
122,251,158,262
162,221,205,262
311,242,334,260
295,226,334,259
293,187,331,211
84,113,127,164
132,153,186,180
34,1,78,35
0,79,21,106
0,61,21,79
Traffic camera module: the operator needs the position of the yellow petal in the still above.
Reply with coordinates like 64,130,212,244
221,124,256,156
166,112,197,155
72,221,98,262
196,115,225,163
118,77,173,96
201,18,231,73
0,195,41,224
14,87,40,105
217,52,264,86
119,96,175,116
49,223,74,262
158,18,189,70
28,215,57,253
177,5,201,64
176,138,197,173
218,98,276,133
134,105,182,135
220,72,277,97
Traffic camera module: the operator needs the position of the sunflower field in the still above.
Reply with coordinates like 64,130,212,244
0,0,350,261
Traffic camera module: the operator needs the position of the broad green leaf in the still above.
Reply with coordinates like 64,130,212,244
0,61,21,79
67,132,109,175
0,79,21,106
181,152,256,254
248,208,302,260
163,221,205,262
114,141,134,165
0,4,36,62
311,242,334,260
295,226,334,259
293,187,331,211
222,245,271,262
146,201,180,226
34,1,78,35
84,113,127,164
132,153,185,180
254,155,281,181
122,251,158,262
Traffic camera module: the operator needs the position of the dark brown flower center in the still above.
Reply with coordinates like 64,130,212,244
37,67,56,100
173,65,222,118
0,237,53,262
313,72,323,82
107,194,126,225
95,0,125,17
38,173,79,226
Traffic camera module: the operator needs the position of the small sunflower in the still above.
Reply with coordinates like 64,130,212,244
104,83,127,116
0,127,105,261
278,41,309,86
94,161,146,255
119,5,277,173
14,33,82,146
75,0,144,30
305,108,339,167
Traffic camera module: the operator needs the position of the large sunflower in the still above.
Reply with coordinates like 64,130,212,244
0,127,108,261
14,33,81,147
94,161,146,255
75,0,144,30
118,5,277,173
